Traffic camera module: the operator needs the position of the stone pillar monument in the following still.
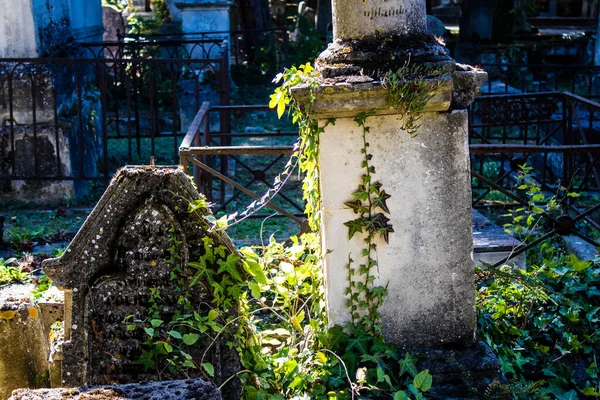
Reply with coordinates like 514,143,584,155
292,0,497,393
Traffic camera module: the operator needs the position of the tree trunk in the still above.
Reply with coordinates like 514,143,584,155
235,0,270,31
316,0,332,38
234,0,271,62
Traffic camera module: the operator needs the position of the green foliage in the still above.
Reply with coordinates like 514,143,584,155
32,272,52,301
239,234,431,400
343,113,393,335
270,63,325,232
478,251,600,398
6,227,44,252
381,63,445,137
478,165,600,398
0,257,29,285
103,0,171,35
125,227,243,380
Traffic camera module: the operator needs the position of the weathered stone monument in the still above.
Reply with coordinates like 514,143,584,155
293,0,498,393
174,0,234,59
42,166,241,398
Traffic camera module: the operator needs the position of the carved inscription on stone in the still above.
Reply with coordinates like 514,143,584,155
84,202,208,385
332,0,426,40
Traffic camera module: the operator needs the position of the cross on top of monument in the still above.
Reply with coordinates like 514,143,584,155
332,0,427,40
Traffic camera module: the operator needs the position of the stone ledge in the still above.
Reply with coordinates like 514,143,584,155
290,76,453,120
9,378,221,400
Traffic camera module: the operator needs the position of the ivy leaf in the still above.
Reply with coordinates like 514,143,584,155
347,334,371,355
399,353,418,377
583,387,600,397
344,218,364,240
217,254,242,282
373,190,392,214
344,200,365,215
554,390,580,400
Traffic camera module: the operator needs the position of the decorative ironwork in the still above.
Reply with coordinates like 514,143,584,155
472,92,560,125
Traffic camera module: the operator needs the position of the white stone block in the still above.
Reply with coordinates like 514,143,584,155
319,110,475,348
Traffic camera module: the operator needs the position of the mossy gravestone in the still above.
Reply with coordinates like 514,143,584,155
42,166,242,398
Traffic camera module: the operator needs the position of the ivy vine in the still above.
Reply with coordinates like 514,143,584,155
344,112,394,335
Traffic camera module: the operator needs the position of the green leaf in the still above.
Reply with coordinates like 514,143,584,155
143,327,155,337
162,341,173,353
393,391,409,400
183,333,200,346
168,330,182,340
583,387,600,397
343,218,363,240
413,370,432,392
249,281,262,300
555,390,579,400
399,353,418,377
217,254,242,282
347,334,371,355
201,362,215,377
242,259,267,284
288,376,304,390
150,319,163,328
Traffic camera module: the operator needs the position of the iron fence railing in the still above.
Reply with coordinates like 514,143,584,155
80,38,227,60
178,91,600,263
480,63,600,100
117,27,290,68
179,101,302,224
0,52,229,190
469,91,600,266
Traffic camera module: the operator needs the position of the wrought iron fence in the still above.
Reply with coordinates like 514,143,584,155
0,51,229,194
179,102,302,224
117,27,290,68
469,91,600,265
480,63,600,100
80,38,227,60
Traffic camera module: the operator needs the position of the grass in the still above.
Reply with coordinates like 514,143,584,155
1,208,90,246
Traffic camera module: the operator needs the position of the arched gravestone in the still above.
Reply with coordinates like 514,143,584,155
43,166,241,398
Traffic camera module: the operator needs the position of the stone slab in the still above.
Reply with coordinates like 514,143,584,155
0,0,38,58
9,378,221,400
291,78,452,119
472,209,525,269
319,110,475,348
563,235,598,261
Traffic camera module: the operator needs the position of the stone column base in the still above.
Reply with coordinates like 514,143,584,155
415,341,505,398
